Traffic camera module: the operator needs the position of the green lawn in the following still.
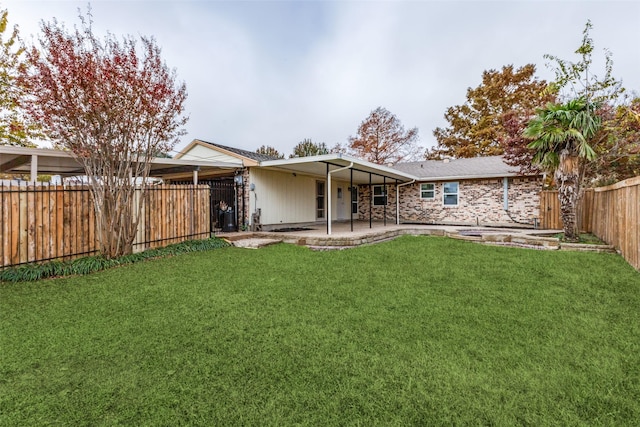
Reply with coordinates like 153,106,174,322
1,236,639,426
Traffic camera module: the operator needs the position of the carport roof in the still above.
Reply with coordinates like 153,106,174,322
259,154,416,184
0,146,239,178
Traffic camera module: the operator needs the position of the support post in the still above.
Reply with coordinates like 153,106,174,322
369,173,372,229
350,168,353,232
30,155,38,184
327,161,353,235
326,163,329,235
383,176,387,226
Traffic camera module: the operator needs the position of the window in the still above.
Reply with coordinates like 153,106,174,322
316,181,325,219
443,182,458,206
373,185,387,206
351,187,358,214
420,183,435,199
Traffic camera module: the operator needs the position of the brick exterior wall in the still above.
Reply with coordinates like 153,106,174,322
358,177,542,227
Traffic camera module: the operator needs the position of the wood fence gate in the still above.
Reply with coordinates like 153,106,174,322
539,189,594,232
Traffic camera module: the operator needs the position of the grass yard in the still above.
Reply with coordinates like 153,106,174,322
1,235,639,426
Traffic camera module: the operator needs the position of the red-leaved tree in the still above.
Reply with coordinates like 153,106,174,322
21,11,188,258
348,107,420,165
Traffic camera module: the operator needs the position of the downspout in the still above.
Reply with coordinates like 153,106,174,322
327,162,353,235
503,176,534,227
396,179,415,225
503,177,508,211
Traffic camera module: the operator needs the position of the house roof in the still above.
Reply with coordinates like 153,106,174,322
194,140,279,162
392,156,531,180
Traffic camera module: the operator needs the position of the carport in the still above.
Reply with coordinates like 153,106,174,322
0,145,239,181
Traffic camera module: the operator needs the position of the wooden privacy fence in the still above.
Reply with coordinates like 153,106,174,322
539,189,594,232
1,183,211,269
590,176,640,271
541,176,640,271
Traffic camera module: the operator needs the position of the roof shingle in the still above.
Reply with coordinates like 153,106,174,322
198,140,280,162
392,156,528,180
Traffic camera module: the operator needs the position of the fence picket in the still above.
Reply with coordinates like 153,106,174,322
1,184,211,269
542,176,640,271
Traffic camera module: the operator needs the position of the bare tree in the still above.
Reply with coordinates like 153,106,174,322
348,107,420,165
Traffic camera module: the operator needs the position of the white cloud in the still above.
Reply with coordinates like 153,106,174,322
6,0,640,157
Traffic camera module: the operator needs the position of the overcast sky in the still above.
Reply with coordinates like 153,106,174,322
6,0,640,157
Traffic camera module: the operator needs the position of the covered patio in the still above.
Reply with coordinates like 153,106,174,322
259,154,416,235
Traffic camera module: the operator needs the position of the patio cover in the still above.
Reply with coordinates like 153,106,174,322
259,153,415,185
260,154,417,234
0,146,239,182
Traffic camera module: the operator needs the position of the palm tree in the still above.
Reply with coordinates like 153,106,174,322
524,97,601,241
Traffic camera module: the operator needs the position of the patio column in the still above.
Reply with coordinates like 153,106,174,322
193,167,199,185
327,162,353,235
369,173,372,229
350,168,353,232
30,155,38,184
383,176,386,227
326,163,329,235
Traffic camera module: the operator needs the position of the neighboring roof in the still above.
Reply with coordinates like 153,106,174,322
259,153,416,185
392,156,534,180
0,145,238,178
176,139,278,164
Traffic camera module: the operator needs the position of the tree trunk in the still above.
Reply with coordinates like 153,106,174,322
555,151,580,242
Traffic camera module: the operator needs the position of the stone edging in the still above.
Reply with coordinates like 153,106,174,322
227,228,617,253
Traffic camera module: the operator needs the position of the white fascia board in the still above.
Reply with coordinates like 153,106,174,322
260,153,418,181
149,157,239,169
413,172,540,181
0,145,74,158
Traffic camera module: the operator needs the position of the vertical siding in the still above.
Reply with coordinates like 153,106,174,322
250,168,317,224
178,144,243,165
249,168,351,225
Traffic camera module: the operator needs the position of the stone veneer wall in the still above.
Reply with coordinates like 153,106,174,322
239,168,251,227
358,177,542,227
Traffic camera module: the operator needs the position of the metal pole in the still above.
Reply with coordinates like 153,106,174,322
369,173,372,229
326,163,329,235
383,176,387,227
350,168,353,232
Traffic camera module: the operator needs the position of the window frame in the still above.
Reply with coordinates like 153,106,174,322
420,183,435,200
443,181,459,206
316,180,325,219
372,185,387,206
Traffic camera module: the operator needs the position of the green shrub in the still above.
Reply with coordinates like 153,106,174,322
0,237,230,283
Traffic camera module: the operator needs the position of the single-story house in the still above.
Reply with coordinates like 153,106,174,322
173,140,543,232
0,141,543,234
